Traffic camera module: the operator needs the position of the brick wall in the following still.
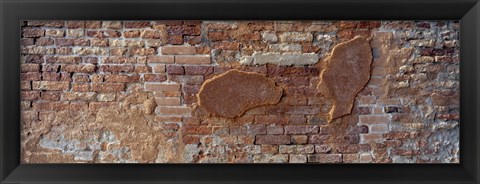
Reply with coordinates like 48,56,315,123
20,20,459,163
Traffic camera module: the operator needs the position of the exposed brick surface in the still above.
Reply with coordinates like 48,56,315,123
20,20,459,164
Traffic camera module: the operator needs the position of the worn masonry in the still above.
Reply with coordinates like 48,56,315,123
20,20,459,163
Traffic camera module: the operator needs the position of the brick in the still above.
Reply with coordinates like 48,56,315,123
45,56,81,64
255,135,290,145
291,135,308,144
245,125,267,135
360,133,384,143
357,95,376,104
145,83,181,91
288,115,306,124
66,29,84,37
308,134,330,144
166,65,185,75
36,38,54,46
32,81,69,91
21,91,40,100
33,101,72,111
98,65,134,73
23,28,44,37
289,154,307,163
279,145,314,154
266,125,283,134
124,21,151,28
184,66,214,75
261,145,279,154
41,72,60,81
72,83,89,92
21,81,31,90
45,29,65,37
156,106,191,116
140,30,166,39
21,72,41,81
377,98,402,105
308,154,342,163
123,30,140,38
284,125,319,134
175,55,211,64
144,74,167,82
151,64,166,73
369,124,389,133
62,92,97,101
104,74,140,83
61,64,96,73
155,97,181,106
254,115,288,125
359,115,390,125
134,65,151,73
28,20,64,27
147,56,174,63
91,83,125,92
160,46,196,55
359,153,373,163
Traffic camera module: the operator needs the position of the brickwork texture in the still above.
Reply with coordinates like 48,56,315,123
20,20,459,163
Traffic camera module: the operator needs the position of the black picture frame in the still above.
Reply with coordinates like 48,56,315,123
1,0,479,183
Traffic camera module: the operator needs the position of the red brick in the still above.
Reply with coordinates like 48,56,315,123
72,83,89,92
160,46,196,55
144,74,167,82
21,91,40,100
98,65,134,73
32,81,69,91
21,72,41,81
266,125,284,135
41,72,60,81
102,56,136,64
182,135,200,144
175,55,211,64
155,97,181,106
134,65,151,73
66,21,85,28
61,64,96,73
88,102,120,111
36,38,54,46
146,56,174,63
166,65,185,75
21,81,31,90
91,83,125,92
291,135,308,144
124,21,151,28
23,28,44,37
145,83,181,91
359,115,390,125
255,135,290,145
156,106,191,116
123,30,141,38
284,125,319,134
254,115,288,125
308,134,330,144
308,154,342,163
28,20,64,27
85,21,101,28
33,101,70,111
104,74,140,83
45,56,81,63
184,66,214,75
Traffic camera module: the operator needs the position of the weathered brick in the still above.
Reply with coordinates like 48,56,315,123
21,91,41,100
23,28,44,37
145,83,181,92
21,72,41,81
308,134,330,144
266,125,283,135
279,145,314,154
98,65,134,73
91,83,125,92
291,135,308,144
166,65,185,75
155,97,181,106
284,125,319,134
184,66,214,75
124,21,151,28
160,46,196,55
359,115,390,125
156,106,191,116
45,56,81,64
308,154,342,163
144,74,167,82
32,81,69,91
255,115,288,125
147,56,174,63
255,135,290,145
175,55,211,64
